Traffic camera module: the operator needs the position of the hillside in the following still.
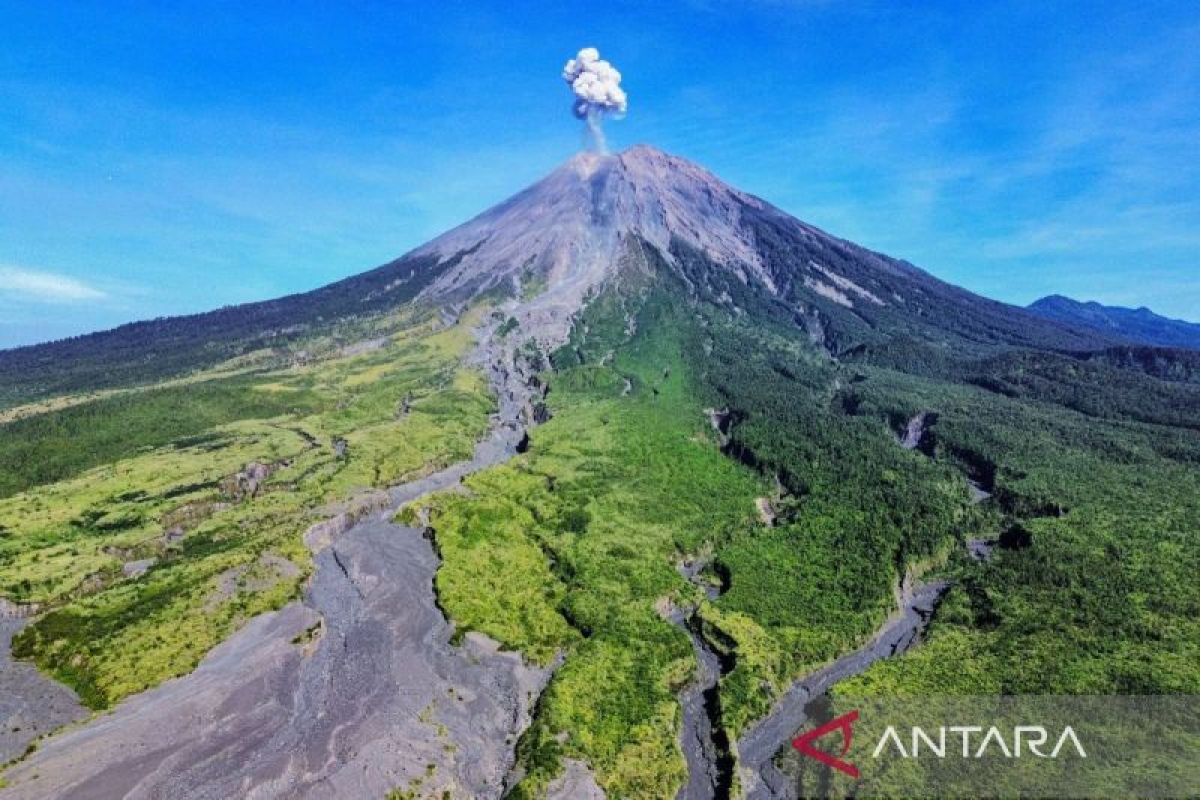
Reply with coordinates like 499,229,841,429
1029,293,1200,350
0,252,454,409
0,147,1117,411
2,146,1197,800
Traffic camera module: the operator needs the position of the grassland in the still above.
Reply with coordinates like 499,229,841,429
408,297,766,798
403,287,983,796
2,308,494,708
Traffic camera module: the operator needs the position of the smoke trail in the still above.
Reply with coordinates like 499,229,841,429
562,47,627,152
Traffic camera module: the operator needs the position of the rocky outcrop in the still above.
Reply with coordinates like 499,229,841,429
0,598,40,619
161,525,186,545
899,411,936,454
705,408,732,447
301,490,390,553
219,460,280,501
755,497,777,527
967,538,996,561
121,558,156,579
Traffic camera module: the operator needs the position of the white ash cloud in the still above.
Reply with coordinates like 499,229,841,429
562,47,627,151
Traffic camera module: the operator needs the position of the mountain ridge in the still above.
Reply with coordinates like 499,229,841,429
0,145,1122,409
1028,293,1200,350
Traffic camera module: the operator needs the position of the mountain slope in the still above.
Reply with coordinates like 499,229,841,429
0,251,453,408
396,145,1122,359
0,146,1116,410
3,146,1198,800
1028,293,1200,350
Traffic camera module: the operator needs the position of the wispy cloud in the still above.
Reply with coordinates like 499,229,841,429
0,266,107,302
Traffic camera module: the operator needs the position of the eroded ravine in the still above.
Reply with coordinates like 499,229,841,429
736,575,948,799
1,312,552,800
735,408,995,799
0,605,87,765
671,558,735,800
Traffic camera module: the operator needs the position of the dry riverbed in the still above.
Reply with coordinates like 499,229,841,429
0,615,87,765
1,314,551,799
736,576,948,800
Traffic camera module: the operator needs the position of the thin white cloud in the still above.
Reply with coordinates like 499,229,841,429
0,265,107,302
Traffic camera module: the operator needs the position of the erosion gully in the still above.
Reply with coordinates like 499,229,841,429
0,603,87,764
4,345,992,800
736,575,948,799
723,410,993,799
670,557,736,800
1,313,551,800
668,546,950,800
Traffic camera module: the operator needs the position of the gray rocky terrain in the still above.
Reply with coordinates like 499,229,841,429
1,314,554,800
0,613,87,765
668,559,732,800
411,145,777,345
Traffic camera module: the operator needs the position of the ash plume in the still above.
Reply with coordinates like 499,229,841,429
562,47,627,152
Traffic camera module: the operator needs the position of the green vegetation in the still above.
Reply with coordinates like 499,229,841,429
0,252,458,408
692,307,976,735
2,308,494,708
0,377,322,499
4,233,1198,798
834,364,1200,698
812,364,1200,798
411,257,1200,796
408,280,982,795
411,292,765,798
497,316,521,338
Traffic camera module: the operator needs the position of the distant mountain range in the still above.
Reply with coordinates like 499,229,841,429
1028,294,1200,350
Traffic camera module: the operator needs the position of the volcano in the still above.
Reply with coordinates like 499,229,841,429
407,145,1114,354
3,147,1198,800
0,145,1118,407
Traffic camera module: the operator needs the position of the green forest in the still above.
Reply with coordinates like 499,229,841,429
406,258,1199,795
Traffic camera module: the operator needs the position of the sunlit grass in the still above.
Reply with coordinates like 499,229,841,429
2,308,495,708
411,304,766,798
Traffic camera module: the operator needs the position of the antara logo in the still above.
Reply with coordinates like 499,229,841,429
792,710,1087,778
871,724,1087,759
791,710,861,778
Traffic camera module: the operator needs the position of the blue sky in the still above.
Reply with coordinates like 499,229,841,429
2,1,1198,348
